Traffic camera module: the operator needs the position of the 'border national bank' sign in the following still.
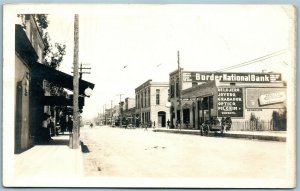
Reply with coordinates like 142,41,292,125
182,72,281,83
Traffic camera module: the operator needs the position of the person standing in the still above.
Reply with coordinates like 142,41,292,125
167,119,170,129
41,113,52,142
48,116,55,136
67,116,73,133
59,111,67,134
153,121,156,129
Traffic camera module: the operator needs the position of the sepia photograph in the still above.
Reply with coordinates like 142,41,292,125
2,4,296,188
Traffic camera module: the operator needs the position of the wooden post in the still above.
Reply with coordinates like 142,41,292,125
178,50,183,130
71,14,79,149
117,94,124,127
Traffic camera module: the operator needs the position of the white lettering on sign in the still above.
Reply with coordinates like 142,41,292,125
193,72,279,83
259,92,286,105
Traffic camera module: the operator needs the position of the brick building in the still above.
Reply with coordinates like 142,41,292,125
135,79,170,127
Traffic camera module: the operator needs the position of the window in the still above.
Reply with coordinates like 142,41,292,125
144,91,147,107
148,89,150,107
176,81,179,97
156,89,160,105
170,84,174,98
141,91,143,108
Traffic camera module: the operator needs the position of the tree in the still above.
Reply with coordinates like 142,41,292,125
18,14,67,96
272,107,287,131
18,14,66,69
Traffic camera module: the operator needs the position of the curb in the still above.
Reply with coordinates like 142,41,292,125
153,129,286,142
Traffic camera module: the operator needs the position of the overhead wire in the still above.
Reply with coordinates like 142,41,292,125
215,49,288,72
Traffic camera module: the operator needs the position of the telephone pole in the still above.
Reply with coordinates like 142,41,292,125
110,100,114,126
116,94,124,127
103,104,107,125
71,14,79,149
178,50,183,130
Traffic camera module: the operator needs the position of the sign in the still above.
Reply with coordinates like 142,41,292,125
217,88,243,117
183,72,281,83
246,88,286,109
259,92,286,106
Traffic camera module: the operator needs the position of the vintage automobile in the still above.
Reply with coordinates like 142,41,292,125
200,117,232,136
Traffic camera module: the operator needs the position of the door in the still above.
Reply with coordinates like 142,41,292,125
15,82,22,154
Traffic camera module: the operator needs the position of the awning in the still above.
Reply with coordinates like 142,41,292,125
43,96,84,109
31,62,95,96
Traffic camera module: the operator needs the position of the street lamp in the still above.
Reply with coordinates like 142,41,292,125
84,87,93,97
165,101,171,108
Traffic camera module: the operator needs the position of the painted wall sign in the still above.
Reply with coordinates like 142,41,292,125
217,88,243,117
183,72,281,83
246,88,286,109
258,92,286,106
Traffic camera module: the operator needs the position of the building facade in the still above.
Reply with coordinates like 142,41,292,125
169,70,286,131
15,15,95,153
15,15,45,153
135,79,170,127
123,97,136,126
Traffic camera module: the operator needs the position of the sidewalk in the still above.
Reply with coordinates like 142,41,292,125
153,128,286,142
14,134,84,177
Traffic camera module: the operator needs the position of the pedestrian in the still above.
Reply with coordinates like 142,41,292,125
40,113,52,143
59,111,67,134
153,121,156,129
90,122,93,128
144,122,148,131
176,120,181,130
48,116,55,136
167,119,170,129
67,116,73,133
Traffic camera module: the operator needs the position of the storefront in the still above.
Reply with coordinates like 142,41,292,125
179,72,286,131
15,24,95,153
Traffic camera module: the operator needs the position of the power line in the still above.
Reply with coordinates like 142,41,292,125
215,49,287,72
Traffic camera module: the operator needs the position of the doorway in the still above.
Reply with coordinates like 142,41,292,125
157,111,166,127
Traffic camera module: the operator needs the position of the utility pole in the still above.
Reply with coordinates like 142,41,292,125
71,14,79,149
71,63,91,79
177,50,182,130
116,94,124,127
103,104,107,125
110,100,113,126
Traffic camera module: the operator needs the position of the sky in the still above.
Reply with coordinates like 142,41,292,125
39,4,294,120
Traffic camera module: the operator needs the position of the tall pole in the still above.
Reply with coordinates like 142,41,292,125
117,94,124,127
71,14,79,149
111,100,113,126
104,104,107,125
178,50,182,130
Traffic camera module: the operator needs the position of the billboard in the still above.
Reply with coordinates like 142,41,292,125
217,87,243,117
182,72,281,83
246,88,286,109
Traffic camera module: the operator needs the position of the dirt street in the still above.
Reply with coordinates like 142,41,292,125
80,125,287,179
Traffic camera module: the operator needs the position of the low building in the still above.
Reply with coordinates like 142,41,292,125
135,79,170,127
169,69,286,131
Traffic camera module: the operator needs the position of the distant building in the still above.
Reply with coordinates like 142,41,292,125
123,97,136,126
135,79,170,127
